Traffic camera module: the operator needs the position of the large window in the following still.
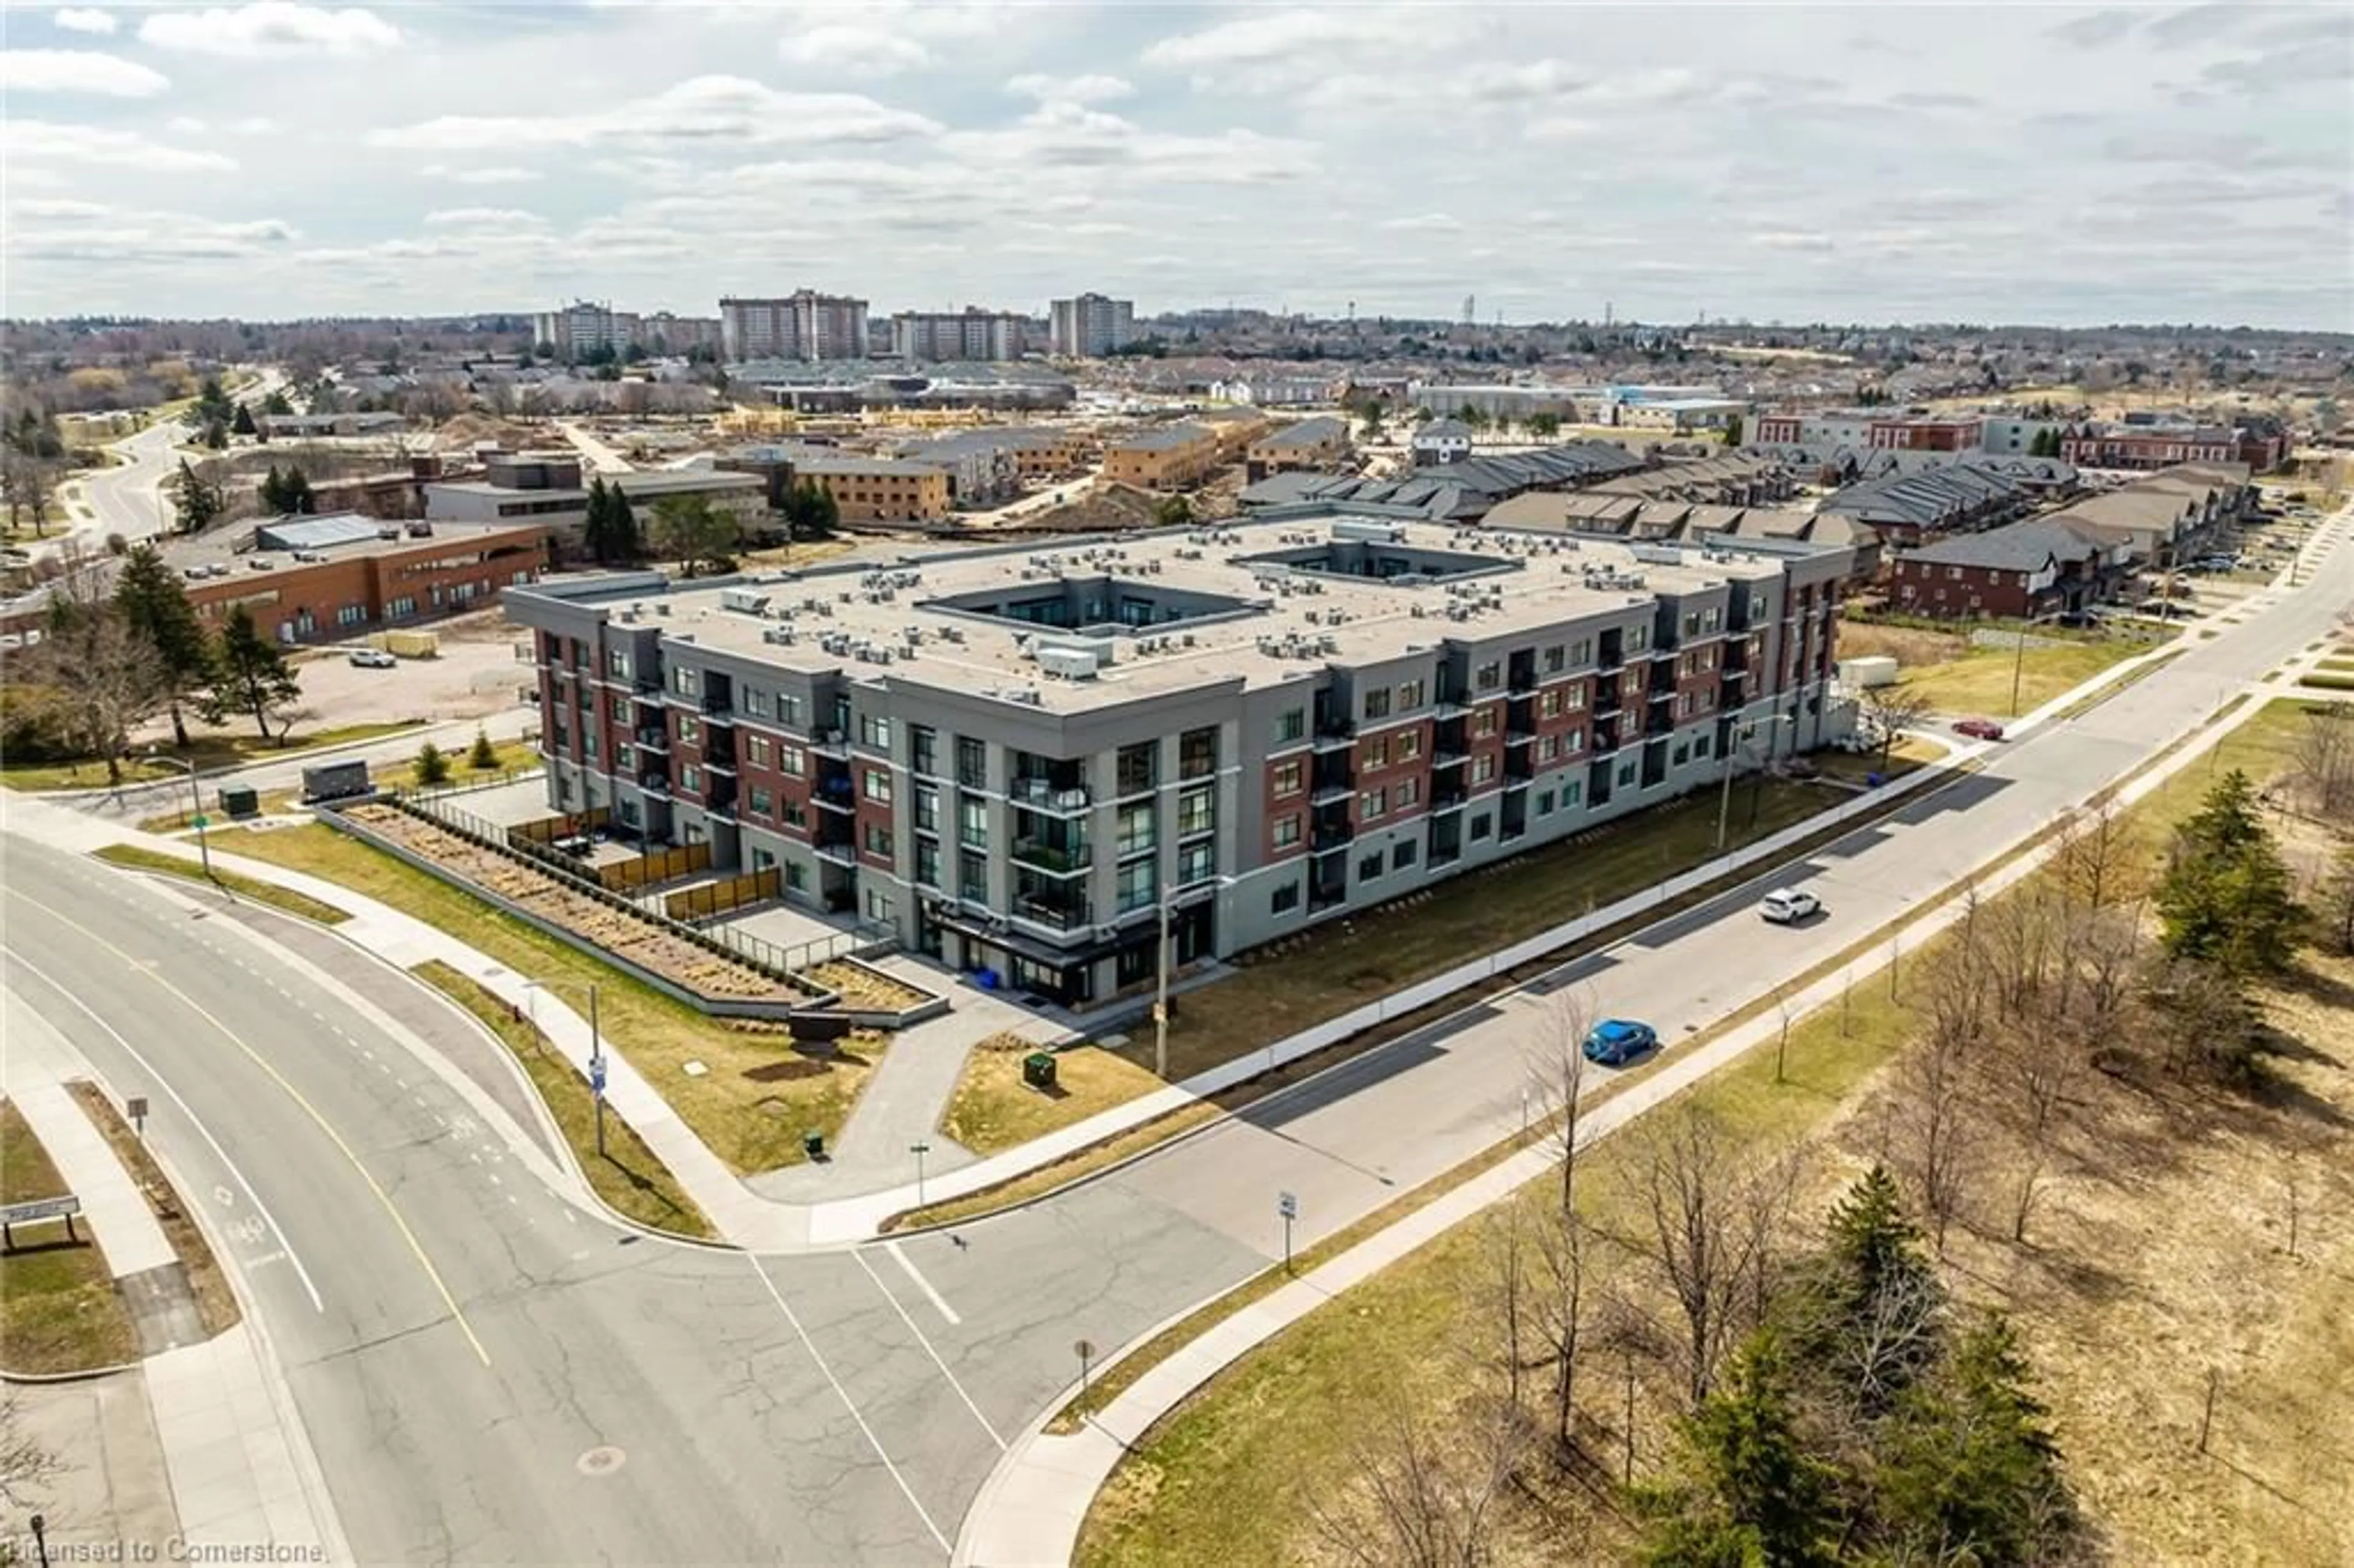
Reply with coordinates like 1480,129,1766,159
1117,740,1157,796
863,767,893,805
1179,726,1217,778
914,839,940,889
1178,840,1214,885
1362,687,1390,720
909,724,937,777
1116,859,1158,914
959,851,988,902
1116,801,1156,856
913,783,939,833
859,714,892,752
1177,786,1214,837
1272,813,1301,849
1274,707,1306,744
958,795,989,849
956,736,987,788
779,744,806,777
1272,759,1304,797
744,734,772,767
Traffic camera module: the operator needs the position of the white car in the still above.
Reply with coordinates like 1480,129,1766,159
1760,888,1821,924
347,647,397,669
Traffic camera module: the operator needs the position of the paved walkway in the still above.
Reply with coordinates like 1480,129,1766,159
951,633,2294,1568
1,992,346,1565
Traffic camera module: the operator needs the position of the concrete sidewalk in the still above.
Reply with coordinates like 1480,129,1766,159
2,989,347,1565
951,639,2288,1568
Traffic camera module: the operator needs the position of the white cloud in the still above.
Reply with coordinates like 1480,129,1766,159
137,2,399,58
424,164,543,185
232,116,275,134
1005,72,1134,104
1144,8,1408,70
422,207,544,226
1751,230,1837,253
370,75,941,151
777,24,929,77
0,47,170,96
9,197,113,219
167,115,209,133
52,7,118,34
8,120,236,171
1379,213,1463,234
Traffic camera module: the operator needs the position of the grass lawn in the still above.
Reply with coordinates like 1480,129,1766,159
0,1100,142,1375
1075,695,2326,1568
412,961,715,1238
939,1034,1167,1157
68,1083,240,1336
94,842,352,924
1897,636,2153,718
222,823,872,1174
1,720,424,793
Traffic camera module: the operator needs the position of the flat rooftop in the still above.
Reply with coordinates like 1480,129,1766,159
541,516,1796,716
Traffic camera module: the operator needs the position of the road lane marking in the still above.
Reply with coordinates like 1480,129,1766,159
746,1254,951,1553
882,1240,962,1326
3,946,326,1315
856,1247,1004,1450
13,901,492,1369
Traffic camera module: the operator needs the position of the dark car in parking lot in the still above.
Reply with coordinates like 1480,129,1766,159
1582,1018,1659,1067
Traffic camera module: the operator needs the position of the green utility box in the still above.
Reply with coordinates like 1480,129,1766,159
219,786,260,820
1023,1051,1059,1091
802,1129,825,1160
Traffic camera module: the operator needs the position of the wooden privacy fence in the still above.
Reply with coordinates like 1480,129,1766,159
665,868,781,921
511,807,609,845
600,842,710,891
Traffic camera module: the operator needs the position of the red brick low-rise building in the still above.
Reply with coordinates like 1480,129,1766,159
2060,422,2286,473
1887,518,2130,620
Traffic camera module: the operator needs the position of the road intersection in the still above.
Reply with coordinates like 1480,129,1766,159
1,500,2345,1563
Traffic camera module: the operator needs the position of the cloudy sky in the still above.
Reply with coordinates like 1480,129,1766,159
4,2,2349,329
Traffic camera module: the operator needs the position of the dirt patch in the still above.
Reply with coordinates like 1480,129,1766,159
1834,620,1968,668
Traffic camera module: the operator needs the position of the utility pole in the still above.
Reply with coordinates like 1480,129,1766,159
910,1141,931,1206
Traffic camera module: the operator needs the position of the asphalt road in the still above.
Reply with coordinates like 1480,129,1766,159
1,509,2343,1563
63,370,288,555
0,837,1261,1564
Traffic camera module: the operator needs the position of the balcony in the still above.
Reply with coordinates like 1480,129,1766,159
634,725,669,752
1012,839,1092,875
1311,821,1354,853
811,728,852,758
1593,683,1624,717
1011,775,1092,814
1013,889,1094,932
638,769,671,796
1311,721,1356,752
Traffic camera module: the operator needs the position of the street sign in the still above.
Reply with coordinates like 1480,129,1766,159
191,814,209,829
1,1196,82,1225
126,1095,150,1138
1277,1190,1297,1220
2,1194,82,1249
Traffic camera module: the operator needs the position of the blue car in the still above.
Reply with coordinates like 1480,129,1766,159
1582,1018,1659,1067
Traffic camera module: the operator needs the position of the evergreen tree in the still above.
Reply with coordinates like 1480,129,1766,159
259,463,286,513
1640,1331,1845,1568
1876,1314,2076,1566
413,740,452,786
2155,769,2301,976
1721,414,1745,447
113,543,214,748
468,728,499,770
582,476,611,562
261,388,294,417
1823,1164,1933,1311
611,486,641,561
203,604,302,741
231,403,257,437
170,458,223,535
280,465,315,514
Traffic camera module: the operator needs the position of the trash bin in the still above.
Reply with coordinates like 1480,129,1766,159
802,1129,825,1160
219,785,260,820
1022,1051,1058,1090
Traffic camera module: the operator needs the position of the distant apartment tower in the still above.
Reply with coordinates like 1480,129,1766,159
720,291,871,362
533,300,639,359
893,308,1027,362
1048,293,1135,358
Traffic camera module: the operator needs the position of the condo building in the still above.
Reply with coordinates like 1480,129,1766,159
720,291,871,362
1048,293,1137,358
507,517,1849,1008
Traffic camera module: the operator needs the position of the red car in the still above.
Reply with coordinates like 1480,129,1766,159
1953,718,2006,742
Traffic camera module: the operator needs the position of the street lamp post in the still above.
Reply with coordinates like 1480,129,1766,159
1152,893,1171,1081
910,1141,931,1206
147,751,211,880
1713,716,1794,855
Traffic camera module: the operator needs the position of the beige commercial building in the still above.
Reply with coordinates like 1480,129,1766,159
791,457,953,522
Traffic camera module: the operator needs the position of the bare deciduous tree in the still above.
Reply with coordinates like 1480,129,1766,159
1515,997,1598,1456
1305,1393,1521,1568
1859,682,1935,769
2051,793,2136,911
1610,1105,1796,1406
2290,703,2354,819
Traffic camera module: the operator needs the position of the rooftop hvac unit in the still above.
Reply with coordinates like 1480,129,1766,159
1037,647,1102,680
720,588,772,615
762,626,795,645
